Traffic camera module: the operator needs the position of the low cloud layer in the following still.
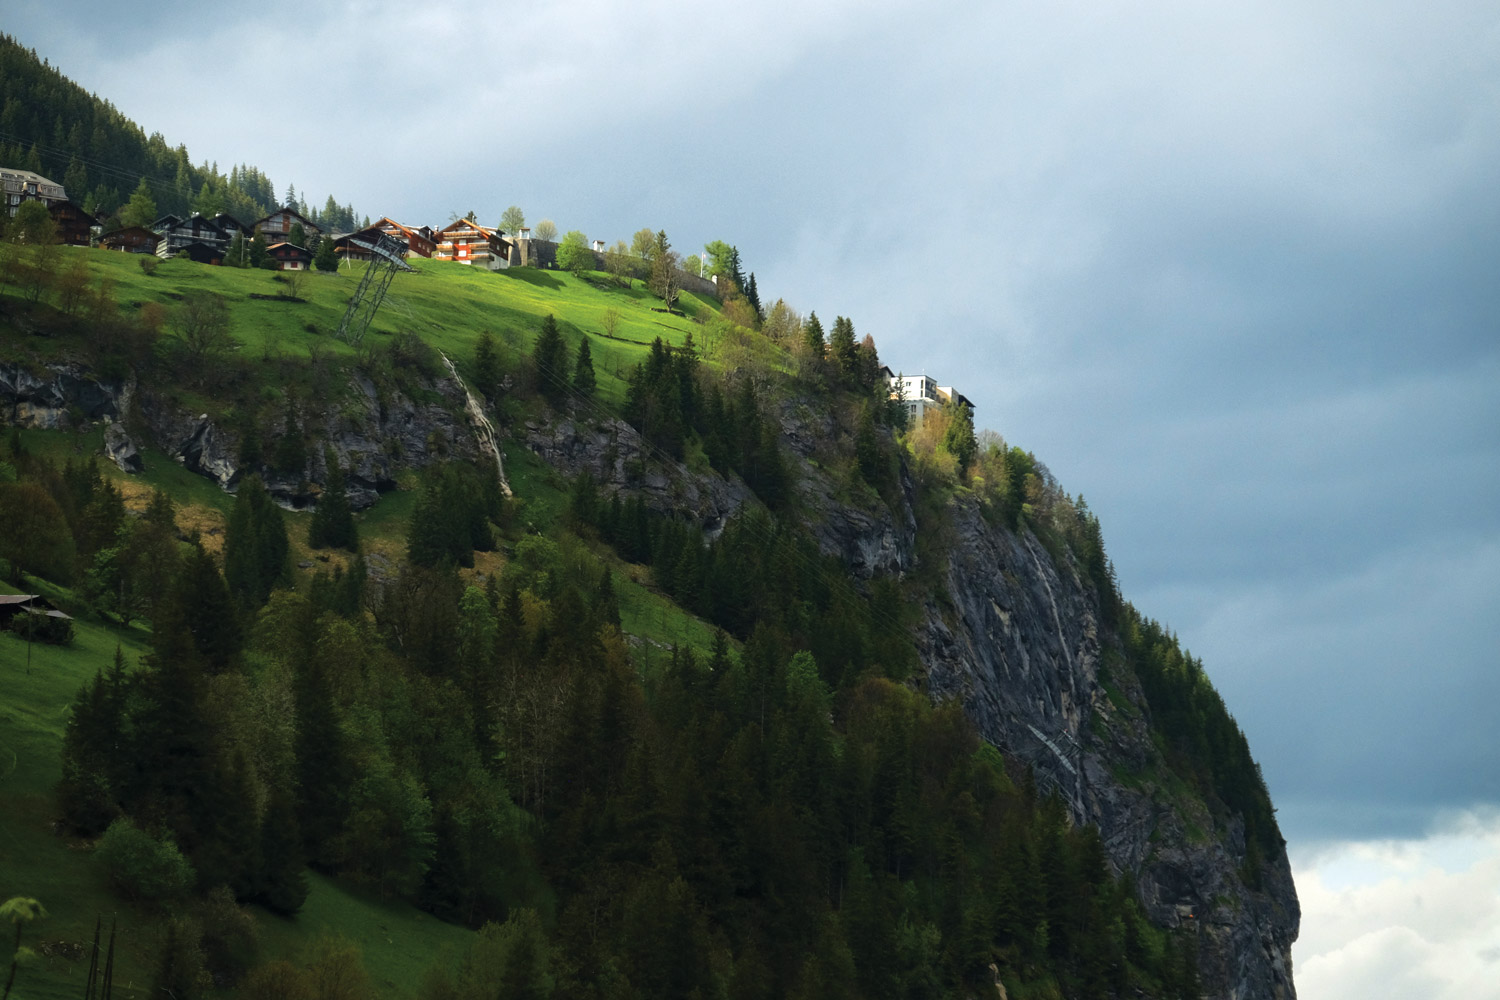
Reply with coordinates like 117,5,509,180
1293,810,1500,1000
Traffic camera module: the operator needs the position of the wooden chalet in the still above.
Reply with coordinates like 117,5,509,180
175,240,225,265
372,217,435,258
156,213,227,257
99,226,161,254
253,206,322,243
265,242,312,270
332,226,400,263
212,213,247,241
433,218,508,270
48,200,99,246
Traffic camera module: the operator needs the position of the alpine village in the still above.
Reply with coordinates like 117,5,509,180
0,33,1297,1000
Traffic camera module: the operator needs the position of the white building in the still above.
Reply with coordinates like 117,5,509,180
886,370,972,426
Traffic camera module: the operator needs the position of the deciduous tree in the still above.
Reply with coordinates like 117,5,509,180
499,205,525,236
555,229,592,275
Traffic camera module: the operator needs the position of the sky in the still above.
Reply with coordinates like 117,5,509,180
6,1,1499,994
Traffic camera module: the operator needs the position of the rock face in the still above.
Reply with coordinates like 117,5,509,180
765,393,1300,999
0,362,479,509
0,363,124,429
917,496,1299,1000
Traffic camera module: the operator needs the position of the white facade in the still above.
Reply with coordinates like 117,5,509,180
888,373,970,426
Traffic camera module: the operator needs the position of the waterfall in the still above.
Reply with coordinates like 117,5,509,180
440,352,512,498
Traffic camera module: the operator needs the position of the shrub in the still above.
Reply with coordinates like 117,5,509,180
96,817,196,902
138,255,159,275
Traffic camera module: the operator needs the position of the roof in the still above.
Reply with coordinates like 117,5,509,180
437,218,499,239
253,206,321,232
0,168,66,199
101,226,160,242
265,241,312,255
0,594,41,606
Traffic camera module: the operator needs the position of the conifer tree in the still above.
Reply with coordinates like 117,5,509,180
803,311,826,360
307,455,358,552
829,316,859,385
474,331,500,400
573,336,595,399
532,315,568,404
313,235,336,271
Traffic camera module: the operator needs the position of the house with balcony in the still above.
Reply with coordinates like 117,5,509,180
99,226,160,254
433,218,508,270
154,213,228,258
370,217,436,258
265,242,312,270
48,200,100,246
252,206,322,244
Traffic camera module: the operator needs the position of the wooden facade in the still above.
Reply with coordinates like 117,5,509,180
265,242,312,270
433,219,508,270
99,226,160,254
372,217,436,258
49,200,99,246
252,206,322,243
156,213,227,257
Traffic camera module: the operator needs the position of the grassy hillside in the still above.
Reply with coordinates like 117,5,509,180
3,248,722,411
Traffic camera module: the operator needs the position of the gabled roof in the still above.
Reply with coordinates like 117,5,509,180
374,217,431,242
102,225,160,242
436,218,499,239
213,213,246,231
150,214,183,232
252,206,321,232
265,241,312,256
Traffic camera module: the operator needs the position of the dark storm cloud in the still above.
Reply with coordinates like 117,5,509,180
7,0,1498,843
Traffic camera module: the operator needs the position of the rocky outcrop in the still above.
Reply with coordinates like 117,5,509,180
520,413,755,537
0,362,124,429
0,361,481,509
917,496,1299,999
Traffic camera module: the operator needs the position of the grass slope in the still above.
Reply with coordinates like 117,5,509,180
7,248,720,411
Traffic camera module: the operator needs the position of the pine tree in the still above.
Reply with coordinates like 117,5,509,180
307,456,358,552
829,316,859,385
803,311,826,361
573,336,596,399
532,315,568,404
474,331,500,400
313,235,336,271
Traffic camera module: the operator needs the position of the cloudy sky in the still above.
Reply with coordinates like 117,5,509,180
7,1,1498,994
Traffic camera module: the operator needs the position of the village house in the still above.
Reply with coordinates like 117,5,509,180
252,205,322,244
332,224,406,263
154,213,228,258
433,218,509,269
173,241,225,265
371,217,436,258
265,241,312,270
48,199,100,246
212,213,247,242
1,167,67,216
99,226,161,254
